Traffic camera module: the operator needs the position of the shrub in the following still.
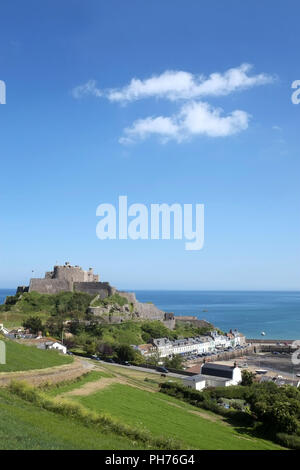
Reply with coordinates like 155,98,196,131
276,433,300,450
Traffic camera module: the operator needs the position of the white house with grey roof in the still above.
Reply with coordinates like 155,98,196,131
151,336,214,358
182,362,242,390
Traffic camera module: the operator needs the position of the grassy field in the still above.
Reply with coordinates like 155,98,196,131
0,338,72,372
0,388,144,450
46,370,114,396
66,365,284,450
0,362,286,450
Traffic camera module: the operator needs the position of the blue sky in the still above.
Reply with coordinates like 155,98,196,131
0,0,299,290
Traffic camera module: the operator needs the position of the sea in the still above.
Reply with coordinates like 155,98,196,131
1,288,299,340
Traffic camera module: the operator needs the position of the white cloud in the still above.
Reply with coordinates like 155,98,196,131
120,101,250,143
72,64,275,145
107,64,274,102
72,80,102,99
120,116,180,144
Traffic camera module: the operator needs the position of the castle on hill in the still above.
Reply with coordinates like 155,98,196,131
17,262,115,297
16,262,176,328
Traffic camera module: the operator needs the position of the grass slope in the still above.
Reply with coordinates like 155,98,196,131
74,383,284,450
0,338,72,372
0,388,144,450
46,370,114,396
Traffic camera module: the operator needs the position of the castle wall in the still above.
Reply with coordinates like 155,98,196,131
29,279,72,294
74,282,116,297
53,266,86,283
16,286,29,294
133,301,165,321
118,292,137,304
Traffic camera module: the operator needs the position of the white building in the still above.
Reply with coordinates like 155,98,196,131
37,339,67,354
152,336,214,358
47,341,67,354
209,330,231,348
182,362,242,390
0,324,9,335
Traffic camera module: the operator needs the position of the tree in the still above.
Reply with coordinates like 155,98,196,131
97,342,115,357
115,344,137,362
84,339,97,356
164,354,184,370
241,370,255,386
22,316,43,334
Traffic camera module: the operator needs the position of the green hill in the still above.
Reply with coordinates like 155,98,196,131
0,338,72,372
74,382,283,450
0,388,144,450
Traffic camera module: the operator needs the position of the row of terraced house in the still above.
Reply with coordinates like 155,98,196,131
134,329,246,359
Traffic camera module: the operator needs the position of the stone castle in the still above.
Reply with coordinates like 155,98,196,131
17,262,175,328
17,262,115,297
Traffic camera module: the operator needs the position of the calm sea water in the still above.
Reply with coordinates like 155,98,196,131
1,288,299,339
134,290,300,340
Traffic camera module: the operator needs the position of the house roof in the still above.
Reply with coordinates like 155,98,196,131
138,344,154,352
183,374,230,384
20,337,61,345
201,362,235,379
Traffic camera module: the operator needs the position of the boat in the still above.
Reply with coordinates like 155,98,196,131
261,331,266,336
255,369,268,375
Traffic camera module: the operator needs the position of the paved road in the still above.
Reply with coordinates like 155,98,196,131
94,359,185,378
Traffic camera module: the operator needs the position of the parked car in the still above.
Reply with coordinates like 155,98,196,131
156,366,169,373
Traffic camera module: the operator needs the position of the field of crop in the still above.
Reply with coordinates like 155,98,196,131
0,338,72,372
0,388,144,450
69,367,283,450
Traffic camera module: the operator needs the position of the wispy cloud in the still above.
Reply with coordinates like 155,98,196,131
108,64,274,103
120,102,250,144
72,79,102,99
72,64,275,144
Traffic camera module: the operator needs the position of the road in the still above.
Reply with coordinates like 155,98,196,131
94,359,185,378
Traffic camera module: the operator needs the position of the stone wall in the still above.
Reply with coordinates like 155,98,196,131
118,292,137,304
133,301,165,321
29,279,71,294
175,317,213,329
74,282,116,297
163,318,176,330
16,286,29,294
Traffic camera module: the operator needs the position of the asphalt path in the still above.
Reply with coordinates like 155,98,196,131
94,359,185,378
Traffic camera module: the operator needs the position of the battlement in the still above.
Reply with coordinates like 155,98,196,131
19,262,101,294
46,262,99,283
